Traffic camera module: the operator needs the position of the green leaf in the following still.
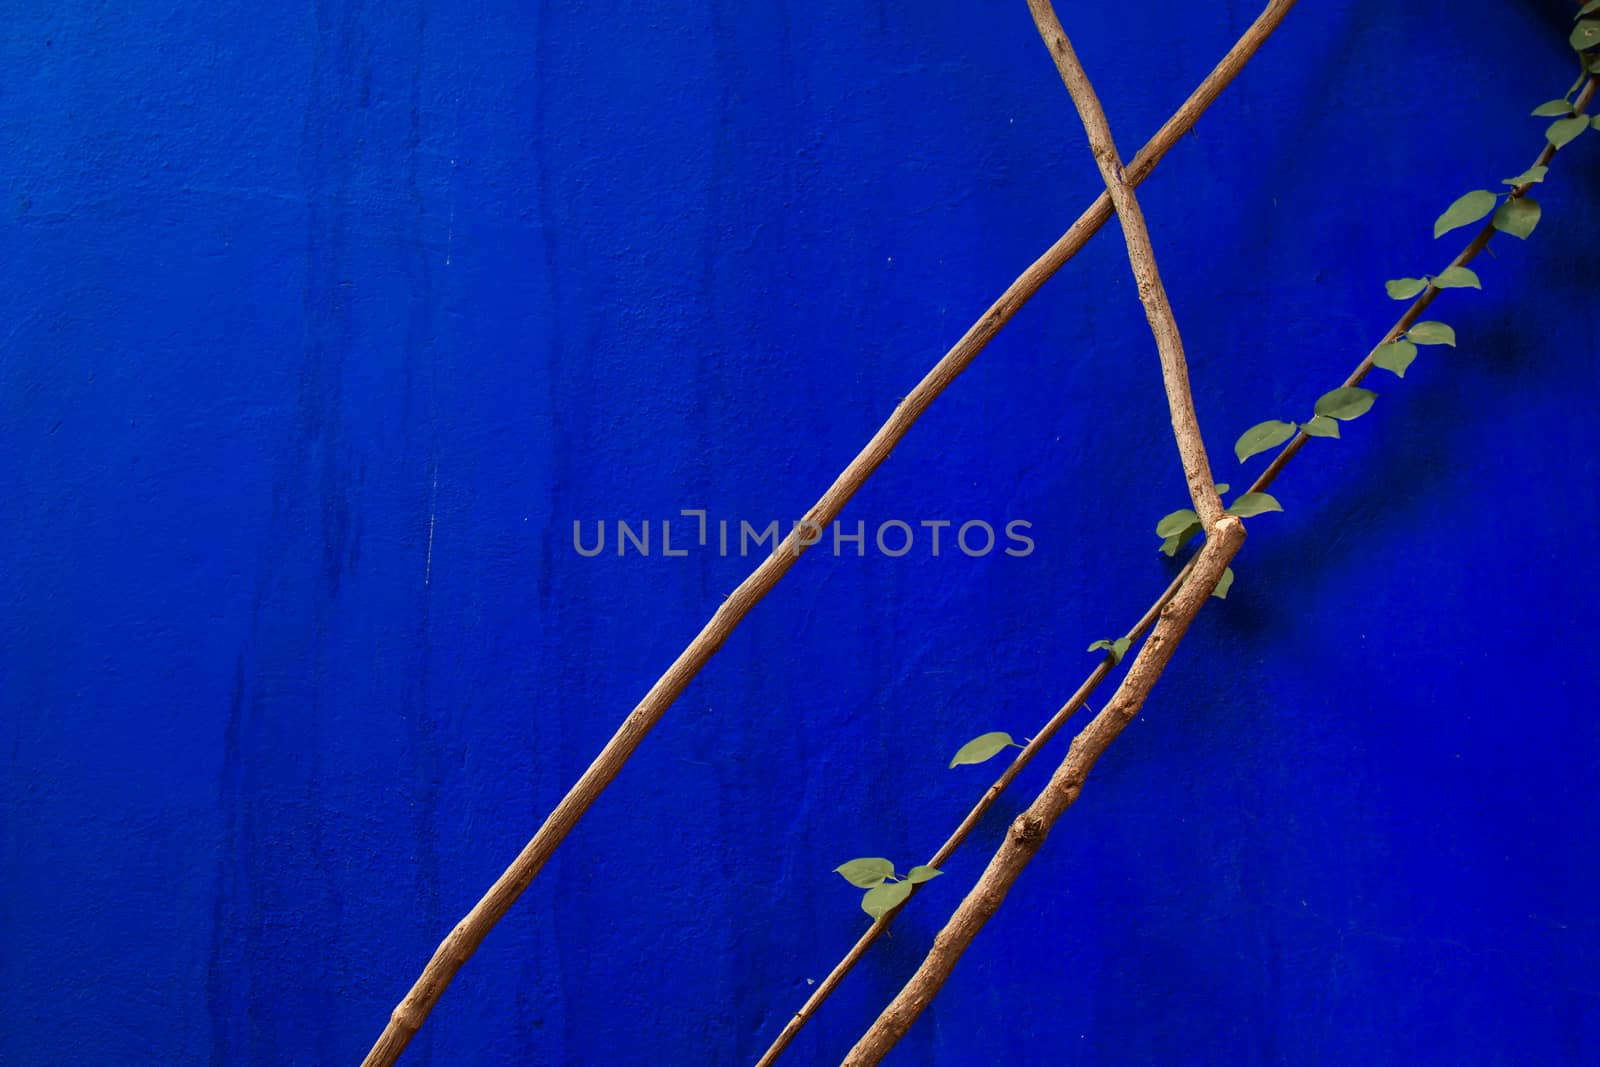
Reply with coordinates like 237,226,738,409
1433,190,1497,238
1431,267,1480,290
1156,508,1200,538
861,879,914,921
1314,386,1378,420
1548,115,1589,148
1384,277,1429,300
1372,340,1419,378
1502,165,1548,186
1226,492,1283,518
1594,115,1600,130
1495,196,1541,239
835,857,895,888
1571,19,1600,50
1159,523,1200,557
906,865,943,885
1233,420,1298,463
1211,567,1235,600
1214,483,1230,495
1407,321,1456,347
1580,1,1600,17
1301,415,1340,439
1087,637,1133,665
1532,99,1575,117
948,731,1014,769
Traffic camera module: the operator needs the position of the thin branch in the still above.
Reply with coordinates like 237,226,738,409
835,60,1600,1067
363,4,1300,1063
1027,0,1228,526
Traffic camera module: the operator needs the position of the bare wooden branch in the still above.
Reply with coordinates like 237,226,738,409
1028,0,1227,525
362,5,1301,1063
840,517,1245,1066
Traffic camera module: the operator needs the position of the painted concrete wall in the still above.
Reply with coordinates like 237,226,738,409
3,2,1598,1063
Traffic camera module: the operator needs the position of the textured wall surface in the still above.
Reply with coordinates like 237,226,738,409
4,2,1599,1064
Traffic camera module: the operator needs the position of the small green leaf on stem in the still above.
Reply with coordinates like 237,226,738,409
1494,197,1540,239
1571,19,1600,51
949,732,1015,769
1431,267,1480,290
1373,340,1419,378
1384,277,1429,300
1301,415,1340,438
861,879,913,921
1156,508,1200,538
1532,99,1575,117
1407,321,1456,347
1580,1,1600,17
1087,637,1133,665
1502,165,1548,186
1314,386,1378,420
1159,524,1201,557
1211,567,1235,600
1433,190,1497,238
1234,420,1297,463
1214,483,1230,495
1548,115,1589,148
906,865,943,884
1226,492,1283,518
835,858,895,888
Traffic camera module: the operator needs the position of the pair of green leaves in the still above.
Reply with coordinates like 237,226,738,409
1154,491,1278,561
1383,266,1479,301
1087,637,1132,664
1434,190,1542,241
1232,383,1381,462
1510,99,1594,145
1435,182,1552,240
833,858,943,920
1372,319,1455,378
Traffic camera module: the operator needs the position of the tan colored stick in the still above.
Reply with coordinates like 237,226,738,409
1029,0,1228,524
841,4,1243,1060
362,5,1300,1063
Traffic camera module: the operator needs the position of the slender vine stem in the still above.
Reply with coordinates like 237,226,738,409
362,4,1300,1063
1250,73,1599,497
833,42,1600,1067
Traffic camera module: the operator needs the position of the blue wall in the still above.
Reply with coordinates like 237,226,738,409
4,2,1599,1063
